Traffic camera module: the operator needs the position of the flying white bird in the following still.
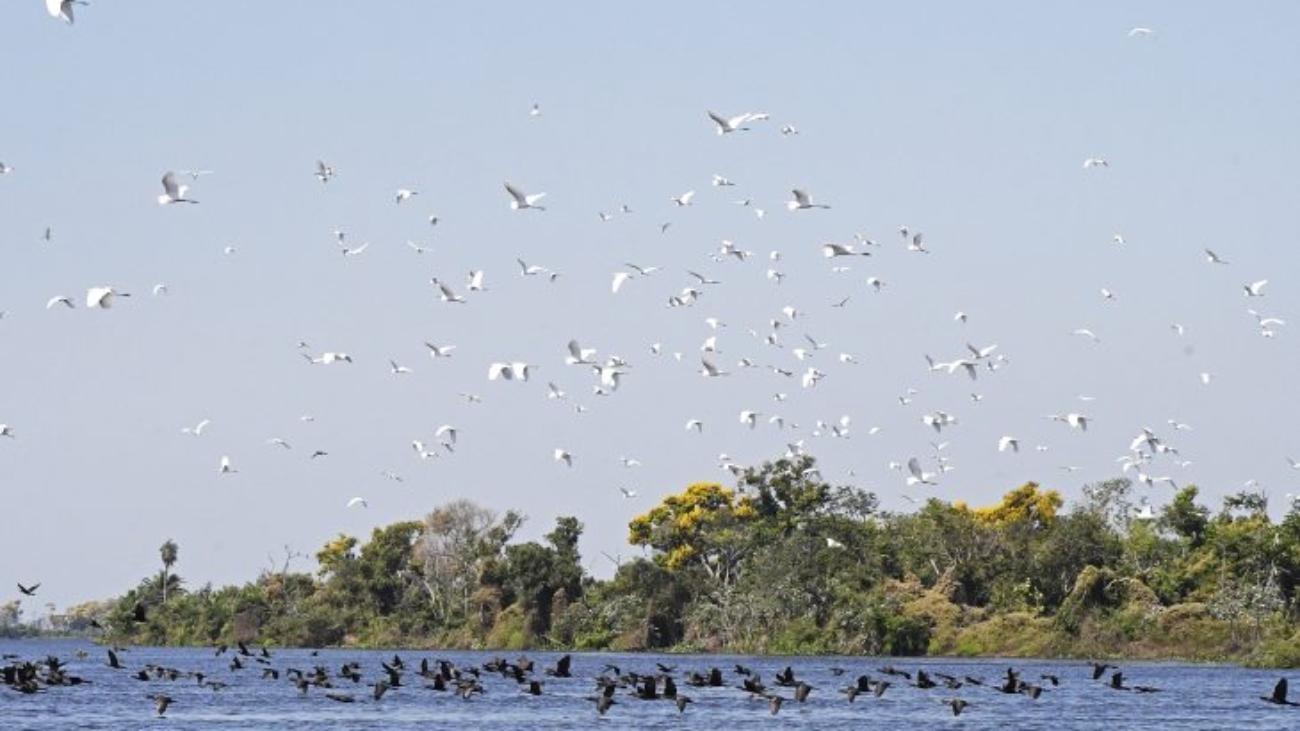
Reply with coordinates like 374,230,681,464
700,358,729,378
739,410,761,429
46,0,85,25
618,487,638,498
685,419,704,433
565,340,597,365
611,271,632,293
267,438,291,450
1072,328,1101,343
488,362,535,381
314,160,334,183
822,242,868,258
1243,280,1268,297
554,448,573,467
0,424,13,438
388,359,412,375
787,188,830,211
671,190,696,207
181,419,210,436
922,411,958,433
706,110,769,134
86,286,128,309
1082,158,1109,168
340,242,369,257
998,436,1020,453
1048,412,1091,431
466,270,487,292
1128,26,1154,37
346,497,369,508
518,258,549,276
1204,249,1229,265
395,188,418,204
218,456,237,475
504,182,546,211
906,457,937,486
424,342,457,358
546,381,567,400
304,352,353,365
430,278,466,304
801,366,826,389
157,171,198,205
46,295,74,310
435,424,458,446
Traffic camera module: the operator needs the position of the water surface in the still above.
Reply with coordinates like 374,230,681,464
3,639,1296,729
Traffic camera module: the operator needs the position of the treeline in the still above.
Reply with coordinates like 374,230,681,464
63,455,1300,665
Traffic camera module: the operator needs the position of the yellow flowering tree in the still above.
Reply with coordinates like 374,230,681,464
628,482,759,588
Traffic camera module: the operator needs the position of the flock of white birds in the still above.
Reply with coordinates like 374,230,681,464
4,5,1300,607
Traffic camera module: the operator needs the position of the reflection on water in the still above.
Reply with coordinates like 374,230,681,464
2,639,1297,730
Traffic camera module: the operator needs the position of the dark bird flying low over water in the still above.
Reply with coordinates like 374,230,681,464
1262,678,1299,706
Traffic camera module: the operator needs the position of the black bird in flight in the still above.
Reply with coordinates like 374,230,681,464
1091,662,1116,680
17,582,39,596
1262,678,1299,706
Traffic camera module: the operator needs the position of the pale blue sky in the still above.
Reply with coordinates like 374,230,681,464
3,2,1299,614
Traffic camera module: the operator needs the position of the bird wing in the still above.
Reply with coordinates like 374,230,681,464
728,112,755,128
161,171,181,198
907,457,924,479
504,182,527,204
792,189,811,206
706,110,729,130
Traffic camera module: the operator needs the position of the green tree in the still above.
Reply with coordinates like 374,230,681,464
1160,485,1210,548
159,539,179,604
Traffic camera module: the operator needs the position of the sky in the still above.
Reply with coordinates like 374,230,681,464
2,2,1299,616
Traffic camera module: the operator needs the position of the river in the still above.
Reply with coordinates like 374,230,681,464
2,639,1296,729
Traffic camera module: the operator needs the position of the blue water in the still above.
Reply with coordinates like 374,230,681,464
2,639,1297,729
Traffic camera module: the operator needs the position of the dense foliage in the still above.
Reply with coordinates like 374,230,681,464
36,456,1300,666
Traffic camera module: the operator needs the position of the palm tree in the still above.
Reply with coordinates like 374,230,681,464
159,539,178,604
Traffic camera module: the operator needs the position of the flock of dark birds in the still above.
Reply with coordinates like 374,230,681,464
2,643,1298,721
